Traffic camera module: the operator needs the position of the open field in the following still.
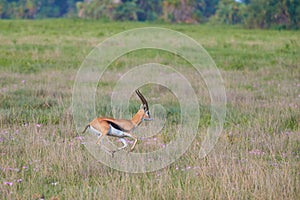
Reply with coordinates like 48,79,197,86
0,19,299,199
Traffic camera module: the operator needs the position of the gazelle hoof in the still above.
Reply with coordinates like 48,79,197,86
111,151,116,157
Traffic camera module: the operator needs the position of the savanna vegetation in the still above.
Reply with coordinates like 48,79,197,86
0,19,299,199
1,0,300,29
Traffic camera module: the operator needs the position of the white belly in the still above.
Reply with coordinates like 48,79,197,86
89,125,128,138
109,126,126,137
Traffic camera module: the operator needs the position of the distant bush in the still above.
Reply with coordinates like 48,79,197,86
0,0,299,29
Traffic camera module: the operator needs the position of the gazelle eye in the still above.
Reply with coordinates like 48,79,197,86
146,110,150,117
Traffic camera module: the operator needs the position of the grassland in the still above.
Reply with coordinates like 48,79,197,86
0,19,299,199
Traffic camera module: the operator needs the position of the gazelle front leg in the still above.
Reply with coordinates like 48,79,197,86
124,133,138,152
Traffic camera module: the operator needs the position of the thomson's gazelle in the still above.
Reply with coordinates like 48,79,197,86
82,90,151,156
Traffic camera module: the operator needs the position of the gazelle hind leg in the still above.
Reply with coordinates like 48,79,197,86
95,133,114,156
98,137,116,156
101,145,114,155
118,138,128,151
112,138,128,154
96,133,105,145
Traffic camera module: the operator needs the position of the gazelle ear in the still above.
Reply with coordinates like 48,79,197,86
140,104,144,109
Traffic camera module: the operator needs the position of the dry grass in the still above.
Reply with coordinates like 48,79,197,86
0,19,299,199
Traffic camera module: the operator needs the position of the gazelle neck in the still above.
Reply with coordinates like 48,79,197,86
131,109,145,127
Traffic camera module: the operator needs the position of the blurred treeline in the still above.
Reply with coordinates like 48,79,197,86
0,0,299,29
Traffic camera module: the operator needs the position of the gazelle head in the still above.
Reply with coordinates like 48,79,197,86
136,89,152,121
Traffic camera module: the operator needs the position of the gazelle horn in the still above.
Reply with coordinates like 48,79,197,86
135,90,149,111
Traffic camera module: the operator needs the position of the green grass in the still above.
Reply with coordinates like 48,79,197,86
0,19,300,199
